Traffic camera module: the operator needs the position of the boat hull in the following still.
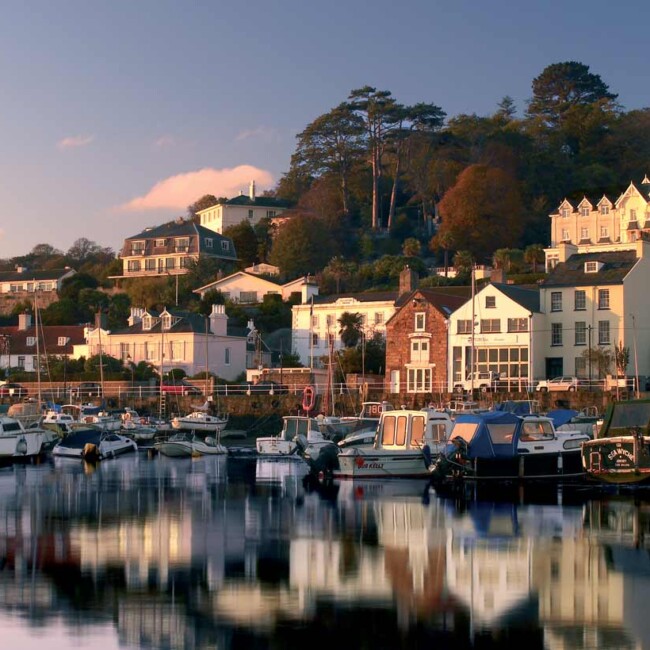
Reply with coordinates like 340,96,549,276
156,441,195,457
0,429,57,460
582,436,650,485
335,449,430,479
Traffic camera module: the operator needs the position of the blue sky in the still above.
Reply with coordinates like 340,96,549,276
0,0,647,259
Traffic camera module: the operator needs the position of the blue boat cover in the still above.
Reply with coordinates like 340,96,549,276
546,409,579,429
449,411,521,459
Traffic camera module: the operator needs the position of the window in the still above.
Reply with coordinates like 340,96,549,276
561,229,570,241
17,356,25,369
580,227,589,240
485,296,496,309
224,348,231,365
575,322,586,346
600,226,609,238
585,261,599,273
155,239,166,247
131,241,145,253
410,339,429,363
204,238,213,248
312,333,319,346
326,314,334,327
415,313,425,331
457,320,472,334
561,207,570,218
575,290,586,311
165,258,175,269
162,315,172,330
551,292,562,312
575,356,587,377
170,341,183,361
142,316,153,331
630,209,637,222
328,333,335,345
175,237,189,251
311,314,319,328
406,368,432,393
58,337,68,346
580,206,590,216
248,209,254,219
145,259,156,270
26,336,36,346
480,319,500,333
598,320,610,345
221,240,230,251
552,323,563,346
127,260,141,272
507,318,528,333
598,289,610,310
120,343,130,360
266,210,276,218
240,291,257,303
374,312,384,325
600,205,609,215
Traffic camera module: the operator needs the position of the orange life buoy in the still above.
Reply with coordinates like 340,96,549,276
302,385,315,412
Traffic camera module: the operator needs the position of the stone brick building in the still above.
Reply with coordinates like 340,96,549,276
385,285,468,396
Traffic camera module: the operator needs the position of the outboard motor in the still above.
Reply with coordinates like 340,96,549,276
422,444,432,469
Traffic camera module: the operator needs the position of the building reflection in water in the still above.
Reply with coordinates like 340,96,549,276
0,457,649,649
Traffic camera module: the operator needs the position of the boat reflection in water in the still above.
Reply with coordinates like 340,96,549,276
0,456,650,649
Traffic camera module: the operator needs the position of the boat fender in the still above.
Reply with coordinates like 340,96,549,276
302,386,315,412
123,412,132,422
16,436,28,456
82,443,100,463
140,418,147,425
422,444,432,469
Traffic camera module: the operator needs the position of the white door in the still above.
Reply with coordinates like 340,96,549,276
390,370,400,393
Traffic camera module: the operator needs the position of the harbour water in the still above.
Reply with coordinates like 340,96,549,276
1,453,649,650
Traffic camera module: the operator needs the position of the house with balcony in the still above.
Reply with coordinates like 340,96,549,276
545,176,650,271
194,271,318,304
538,238,650,382
447,283,543,392
113,219,237,280
384,288,468,394
197,181,290,234
76,305,247,381
0,312,84,373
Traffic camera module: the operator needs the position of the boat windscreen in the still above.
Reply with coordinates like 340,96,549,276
487,423,517,444
62,430,100,448
381,415,397,445
452,422,479,444
411,416,425,445
608,402,650,433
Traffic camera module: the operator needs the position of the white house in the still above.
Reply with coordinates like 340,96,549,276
197,181,290,234
447,283,543,392
538,239,650,382
75,305,247,381
194,271,319,304
0,266,76,294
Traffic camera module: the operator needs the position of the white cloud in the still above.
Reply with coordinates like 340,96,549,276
119,165,275,212
57,134,94,150
235,126,281,142
153,135,176,149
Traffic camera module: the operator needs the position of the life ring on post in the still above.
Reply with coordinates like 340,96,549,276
302,385,315,412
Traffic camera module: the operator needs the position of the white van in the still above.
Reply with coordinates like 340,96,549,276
454,371,500,393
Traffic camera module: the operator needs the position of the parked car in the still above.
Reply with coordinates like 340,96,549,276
160,380,202,396
454,371,500,393
76,382,103,398
535,376,582,392
0,382,28,398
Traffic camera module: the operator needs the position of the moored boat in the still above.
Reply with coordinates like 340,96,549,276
52,428,138,461
171,411,228,433
256,415,332,457
581,399,650,484
0,415,58,461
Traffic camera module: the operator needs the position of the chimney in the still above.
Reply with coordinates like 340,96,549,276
128,307,145,327
249,180,256,201
490,268,506,284
18,312,32,331
558,241,578,263
209,304,228,336
399,266,418,296
15,265,27,274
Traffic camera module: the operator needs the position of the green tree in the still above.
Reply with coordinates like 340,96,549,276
223,221,259,268
524,243,545,273
269,213,335,277
338,311,363,348
187,194,218,221
402,238,422,257
453,250,474,277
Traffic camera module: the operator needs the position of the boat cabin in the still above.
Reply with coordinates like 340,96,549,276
376,409,453,450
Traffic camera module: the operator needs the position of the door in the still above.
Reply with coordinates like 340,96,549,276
390,370,400,393
545,357,563,379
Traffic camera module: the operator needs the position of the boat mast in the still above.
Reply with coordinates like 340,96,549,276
34,292,42,405
97,312,105,402
470,265,475,394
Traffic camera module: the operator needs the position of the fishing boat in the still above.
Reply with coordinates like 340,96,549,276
297,408,454,479
171,410,228,433
430,411,590,484
0,416,58,461
581,399,650,485
52,428,138,461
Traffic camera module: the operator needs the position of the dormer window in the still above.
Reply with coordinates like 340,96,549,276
585,261,604,273
600,205,610,215
205,238,213,248
58,337,69,346
221,240,229,251
162,315,172,330
630,209,637,222
561,207,570,218
580,206,590,216
155,239,166,248
26,336,36,346
142,315,153,331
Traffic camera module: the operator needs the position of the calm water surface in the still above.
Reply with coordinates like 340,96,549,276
0,453,649,650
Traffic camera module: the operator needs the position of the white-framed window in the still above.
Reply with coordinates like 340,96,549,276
575,290,586,311
406,367,432,393
598,320,610,345
410,339,429,363
580,227,589,240
507,318,528,333
551,292,562,312
162,315,172,330
414,313,425,331
145,343,155,361
551,323,563,346
266,210,276,218
142,316,153,330
127,260,141,272
630,209,637,222
26,336,36,346
561,229,570,241
312,333,319,346
575,356,587,376
575,322,586,346
131,240,145,253
374,312,384,325
204,238,213,248
170,341,183,361
221,240,229,251
248,209,254,219
561,207,570,218
17,356,25,369
600,205,609,215
480,319,500,333
485,296,496,308
326,314,334,327
598,289,610,310
145,259,156,270
155,239,166,247
175,237,189,251
225,348,231,365
165,258,175,269
600,226,609,238
58,336,69,346
580,206,590,216
311,314,319,328
457,320,472,334
240,291,257,303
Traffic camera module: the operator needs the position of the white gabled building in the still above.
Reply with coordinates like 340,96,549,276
447,283,543,392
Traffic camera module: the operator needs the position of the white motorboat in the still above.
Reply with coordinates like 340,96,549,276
0,416,58,461
155,432,226,457
171,411,228,433
256,416,332,457
191,436,227,455
297,408,455,479
52,428,138,461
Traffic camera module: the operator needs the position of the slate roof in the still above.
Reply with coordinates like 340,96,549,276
311,291,399,306
111,309,242,337
0,325,85,355
0,268,73,282
222,195,290,208
541,251,638,288
492,283,540,313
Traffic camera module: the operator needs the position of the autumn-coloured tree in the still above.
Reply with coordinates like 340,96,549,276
437,164,524,260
